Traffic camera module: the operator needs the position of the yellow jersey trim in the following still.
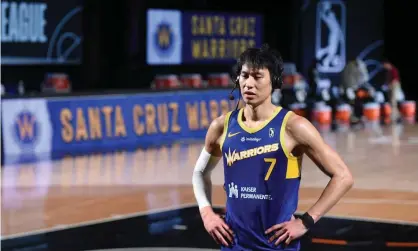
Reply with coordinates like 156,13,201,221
237,106,282,134
280,111,299,160
286,157,301,179
219,111,233,151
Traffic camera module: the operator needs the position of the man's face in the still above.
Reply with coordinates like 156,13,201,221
239,64,272,106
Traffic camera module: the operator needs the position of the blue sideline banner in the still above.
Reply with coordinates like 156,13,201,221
47,90,236,154
1,89,236,158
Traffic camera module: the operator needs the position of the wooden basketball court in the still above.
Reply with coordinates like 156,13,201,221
2,123,418,242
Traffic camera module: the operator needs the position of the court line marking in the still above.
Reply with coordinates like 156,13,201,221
0,203,198,240
2,201,418,241
86,249,219,251
299,198,418,205
303,213,418,226
311,238,418,247
211,204,418,226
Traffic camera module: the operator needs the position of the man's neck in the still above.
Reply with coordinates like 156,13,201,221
243,101,277,122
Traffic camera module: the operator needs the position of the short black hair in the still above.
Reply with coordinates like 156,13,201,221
232,44,284,89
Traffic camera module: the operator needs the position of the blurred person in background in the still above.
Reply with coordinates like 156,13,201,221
307,59,320,100
340,58,371,123
306,58,320,119
382,59,404,122
193,44,353,251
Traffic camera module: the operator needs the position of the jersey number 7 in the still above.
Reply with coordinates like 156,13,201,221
264,158,276,181
264,158,300,181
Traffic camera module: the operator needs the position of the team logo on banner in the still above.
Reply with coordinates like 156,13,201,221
154,22,175,57
315,0,346,73
147,9,182,65
1,99,53,156
13,111,40,148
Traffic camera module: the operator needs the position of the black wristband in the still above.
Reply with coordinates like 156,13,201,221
298,212,315,229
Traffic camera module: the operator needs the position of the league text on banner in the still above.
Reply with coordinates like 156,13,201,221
1,1,47,43
1,0,83,65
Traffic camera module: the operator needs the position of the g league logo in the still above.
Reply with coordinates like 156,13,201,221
315,0,346,73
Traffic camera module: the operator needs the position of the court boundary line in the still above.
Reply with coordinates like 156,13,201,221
298,198,418,205
211,204,418,226
86,248,220,251
300,185,418,193
2,202,417,241
298,212,418,226
0,203,198,240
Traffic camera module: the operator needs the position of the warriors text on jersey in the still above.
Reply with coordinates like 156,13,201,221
220,107,302,251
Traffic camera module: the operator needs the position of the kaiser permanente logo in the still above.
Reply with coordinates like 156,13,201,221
228,182,273,201
224,143,280,166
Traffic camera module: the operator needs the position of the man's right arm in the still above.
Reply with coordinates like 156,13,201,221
192,114,226,215
192,114,235,247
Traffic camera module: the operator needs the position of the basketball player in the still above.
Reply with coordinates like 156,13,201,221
192,44,354,250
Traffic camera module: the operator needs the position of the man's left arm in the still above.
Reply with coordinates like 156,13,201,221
288,114,354,223
265,114,354,246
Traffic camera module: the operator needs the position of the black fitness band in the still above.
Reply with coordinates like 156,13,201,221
298,212,315,230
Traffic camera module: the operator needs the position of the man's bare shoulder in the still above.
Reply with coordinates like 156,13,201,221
286,112,310,129
208,112,231,136
285,112,320,144
205,112,233,155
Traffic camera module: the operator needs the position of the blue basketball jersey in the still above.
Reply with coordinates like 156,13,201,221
219,107,302,251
